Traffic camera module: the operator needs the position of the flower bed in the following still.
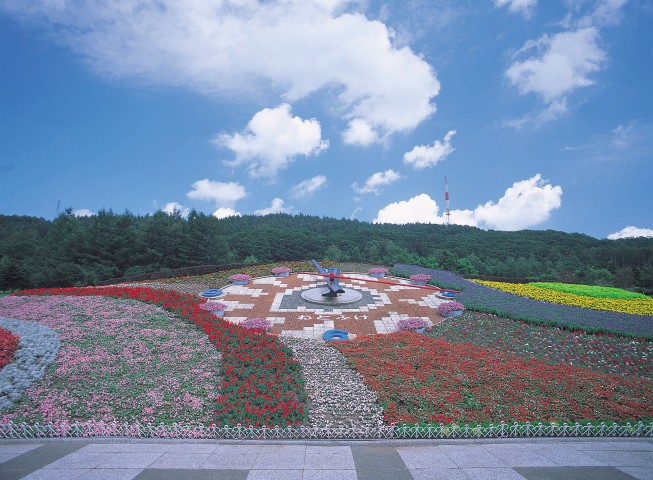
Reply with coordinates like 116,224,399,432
12,286,308,427
409,274,431,284
199,301,228,313
474,280,653,315
368,267,389,277
529,283,649,300
241,317,271,331
437,301,465,316
229,274,252,283
271,267,292,276
0,296,217,424
0,326,19,370
393,264,653,339
429,311,653,379
396,318,426,331
335,331,653,425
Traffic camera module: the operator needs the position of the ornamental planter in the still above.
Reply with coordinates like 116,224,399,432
213,310,225,317
231,280,248,285
370,273,386,278
444,310,464,318
274,272,290,278
411,280,427,286
201,289,222,298
415,327,425,334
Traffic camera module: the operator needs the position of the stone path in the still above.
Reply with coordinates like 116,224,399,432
1,438,651,479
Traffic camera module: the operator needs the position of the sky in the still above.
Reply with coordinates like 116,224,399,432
1,0,652,241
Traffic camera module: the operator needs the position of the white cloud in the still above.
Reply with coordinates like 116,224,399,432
473,174,562,230
215,104,328,179
581,0,628,28
342,119,379,146
162,202,190,218
292,175,328,199
494,0,537,18
187,179,247,206
505,28,605,104
374,194,441,224
403,130,456,169
562,121,653,161
2,1,440,141
73,209,94,217
504,98,568,129
212,207,241,219
352,169,401,194
255,198,291,215
374,174,562,230
607,226,653,240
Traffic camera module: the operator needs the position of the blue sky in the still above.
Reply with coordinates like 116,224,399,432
1,0,651,240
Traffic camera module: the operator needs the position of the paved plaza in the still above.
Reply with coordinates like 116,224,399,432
1,438,651,479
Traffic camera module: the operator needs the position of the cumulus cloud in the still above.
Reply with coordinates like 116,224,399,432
212,207,241,219
186,179,247,206
215,104,328,179
505,28,605,104
374,194,441,224
292,175,328,199
473,174,562,230
503,0,627,128
73,209,94,217
374,174,562,230
1,1,440,141
342,119,379,146
494,0,537,18
403,130,456,169
607,226,653,240
162,202,190,218
352,169,401,194
255,198,291,216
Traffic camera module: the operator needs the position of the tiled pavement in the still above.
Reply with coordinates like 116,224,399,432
0,438,651,480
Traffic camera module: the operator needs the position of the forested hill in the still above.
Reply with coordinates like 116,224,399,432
1,210,652,293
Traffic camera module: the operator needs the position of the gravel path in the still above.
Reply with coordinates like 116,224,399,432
280,336,385,429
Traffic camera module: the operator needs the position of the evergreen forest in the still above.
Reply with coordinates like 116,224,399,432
1,210,652,294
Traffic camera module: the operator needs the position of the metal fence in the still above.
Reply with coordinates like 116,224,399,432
1,421,651,440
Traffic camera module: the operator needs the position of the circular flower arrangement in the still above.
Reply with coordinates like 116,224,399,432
410,274,431,285
271,266,292,277
241,317,271,331
437,301,465,317
229,274,252,284
199,301,228,316
368,267,389,278
396,317,427,331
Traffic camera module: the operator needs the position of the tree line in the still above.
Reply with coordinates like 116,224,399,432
1,210,652,294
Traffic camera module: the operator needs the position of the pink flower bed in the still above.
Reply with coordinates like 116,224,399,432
0,295,221,426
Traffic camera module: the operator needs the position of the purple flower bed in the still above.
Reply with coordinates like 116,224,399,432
393,264,653,339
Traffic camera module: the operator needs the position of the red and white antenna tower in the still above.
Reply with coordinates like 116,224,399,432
445,176,451,226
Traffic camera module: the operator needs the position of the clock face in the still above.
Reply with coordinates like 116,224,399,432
215,273,451,340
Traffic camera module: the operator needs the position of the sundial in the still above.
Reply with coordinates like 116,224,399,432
300,259,363,305
213,260,460,340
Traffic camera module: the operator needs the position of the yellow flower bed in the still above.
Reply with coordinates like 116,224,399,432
473,280,653,315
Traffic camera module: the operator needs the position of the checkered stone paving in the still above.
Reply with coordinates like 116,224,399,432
211,273,451,340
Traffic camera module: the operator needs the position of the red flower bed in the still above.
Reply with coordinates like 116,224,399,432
16,286,307,427
335,331,653,425
0,326,20,370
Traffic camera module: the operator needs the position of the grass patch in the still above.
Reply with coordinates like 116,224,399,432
529,282,649,299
